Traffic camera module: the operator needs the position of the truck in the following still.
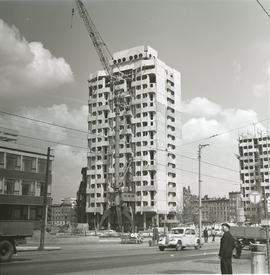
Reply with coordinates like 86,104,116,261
230,226,268,259
0,220,34,262
158,227,200,251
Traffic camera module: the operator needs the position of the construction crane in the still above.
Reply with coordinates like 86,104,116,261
73,0,134,232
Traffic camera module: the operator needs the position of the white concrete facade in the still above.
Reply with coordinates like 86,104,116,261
238,135,270,220
86,46,182,229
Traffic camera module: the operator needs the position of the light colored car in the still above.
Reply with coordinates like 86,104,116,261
158,227,200,251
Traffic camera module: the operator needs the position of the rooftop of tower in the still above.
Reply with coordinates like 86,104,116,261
112,45,157,66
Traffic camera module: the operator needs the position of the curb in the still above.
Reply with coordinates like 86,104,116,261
17,246,61,252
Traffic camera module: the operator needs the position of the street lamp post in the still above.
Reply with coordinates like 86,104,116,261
198,144,209,245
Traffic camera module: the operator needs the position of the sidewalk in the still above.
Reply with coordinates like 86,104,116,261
17,246,61,252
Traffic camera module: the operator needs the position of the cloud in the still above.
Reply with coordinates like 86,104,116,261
182,97,222,118
0,19,73,95
181,98,267,198
0,104,88,202
52,145,86,203
20,104,88,132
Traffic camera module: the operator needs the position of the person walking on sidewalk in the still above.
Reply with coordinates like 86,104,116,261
212,227,216,242
203,228,208,243
218,223,235,274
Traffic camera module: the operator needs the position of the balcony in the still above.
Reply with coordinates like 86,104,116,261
88,98,97,104
142,165,157,171
87,206,103,214
167,166,176,173
95,197,105,203
121,192,135,202
140,205,156,212
108,167,115,174
99,104,110,111
132,176,142,181
167,101,175,109
141,185,156,192
131,117,141,124
143,105,156,113
108,129,115,136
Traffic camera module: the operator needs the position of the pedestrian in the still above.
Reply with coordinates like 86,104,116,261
218,223,235,274
212,227,216,242
153,225,159,245
203,227,208,243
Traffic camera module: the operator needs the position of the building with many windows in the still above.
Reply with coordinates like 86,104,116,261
49,197,77,227
183,186,242,224
238,134,270,222
86,46,182,230
0,127,53,228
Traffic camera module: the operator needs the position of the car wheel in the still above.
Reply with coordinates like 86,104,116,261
175,241,182,251
159,246,165,251
0,240,14,262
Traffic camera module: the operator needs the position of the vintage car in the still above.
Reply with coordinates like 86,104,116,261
158,227,200,251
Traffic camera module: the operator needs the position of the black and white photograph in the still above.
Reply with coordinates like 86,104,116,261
0,0,270,274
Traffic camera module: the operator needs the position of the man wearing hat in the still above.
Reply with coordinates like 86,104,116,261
218,223,235,274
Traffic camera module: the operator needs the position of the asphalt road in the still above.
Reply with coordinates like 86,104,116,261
0,242,220,275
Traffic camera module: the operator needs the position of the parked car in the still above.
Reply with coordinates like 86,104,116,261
97,230,120,237
158,227,200,251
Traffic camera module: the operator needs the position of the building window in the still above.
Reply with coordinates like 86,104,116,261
23,157,36,172
6,154,21,170
22,180,35,196
4,178,16,195
38,159,47,173
0,152,4,168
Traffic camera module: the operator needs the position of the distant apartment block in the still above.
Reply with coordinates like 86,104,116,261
86,46,182,230
183,186,241,224
0,127,53,228
238,134,270,222
50,197,76,227
201,192,242,224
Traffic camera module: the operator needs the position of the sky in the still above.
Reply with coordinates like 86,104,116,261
0,0,269,202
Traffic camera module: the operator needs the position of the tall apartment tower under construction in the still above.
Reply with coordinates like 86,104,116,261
86,46,182,230
238,134,270,222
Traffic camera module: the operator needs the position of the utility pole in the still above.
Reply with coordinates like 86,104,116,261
198,144,209,245
39,147,51,251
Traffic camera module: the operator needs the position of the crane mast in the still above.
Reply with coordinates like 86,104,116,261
75,0,114,77
74,0,134,232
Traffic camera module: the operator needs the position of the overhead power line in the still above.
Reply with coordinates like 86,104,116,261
13,134,240,186
256,0,270,19
0,110,88,134
1,109,269,148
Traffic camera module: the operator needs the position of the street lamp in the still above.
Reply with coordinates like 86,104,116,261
198,143,209,245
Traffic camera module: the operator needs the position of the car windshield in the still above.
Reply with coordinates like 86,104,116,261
171,229,184,234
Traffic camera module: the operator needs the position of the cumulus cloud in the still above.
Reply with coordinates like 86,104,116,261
0,19,73,95
20,104,88,131
181,97,266,197
52,145,86,203
0,104,88,202
182,97,222,118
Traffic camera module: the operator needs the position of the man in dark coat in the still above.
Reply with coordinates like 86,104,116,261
218,223,235,274
203,228,208,243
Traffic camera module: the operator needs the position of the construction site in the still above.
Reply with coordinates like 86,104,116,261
73,1,182,232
